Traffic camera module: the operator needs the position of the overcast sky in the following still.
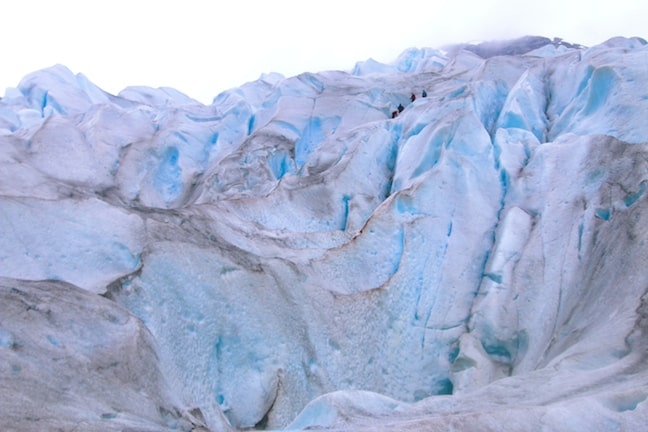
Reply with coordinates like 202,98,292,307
1,0,645,104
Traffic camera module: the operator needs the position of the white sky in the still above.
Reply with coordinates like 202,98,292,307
1,0,645,104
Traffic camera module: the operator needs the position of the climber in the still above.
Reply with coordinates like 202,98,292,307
392,110,399,118
410,93,416,102
397,103,404,113
422,89,427,98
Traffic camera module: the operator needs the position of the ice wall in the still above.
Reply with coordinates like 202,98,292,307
1,36,647,430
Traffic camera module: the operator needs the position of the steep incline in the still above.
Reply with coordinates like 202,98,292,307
1,36,647,430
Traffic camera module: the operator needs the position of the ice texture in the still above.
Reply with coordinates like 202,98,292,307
0,278,215,431
1,36,648,430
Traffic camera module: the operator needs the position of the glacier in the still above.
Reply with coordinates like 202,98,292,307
1,35,648,431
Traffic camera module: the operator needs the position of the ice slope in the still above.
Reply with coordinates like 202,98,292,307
0,278,212,432
1,35,647,431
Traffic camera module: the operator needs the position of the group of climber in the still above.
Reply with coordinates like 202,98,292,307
391,89,427,118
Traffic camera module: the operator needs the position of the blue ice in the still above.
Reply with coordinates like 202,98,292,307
154,147,183,203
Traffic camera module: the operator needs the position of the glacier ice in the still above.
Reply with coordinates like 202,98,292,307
1,36,648,430
0,197,144,294
0,278,213,431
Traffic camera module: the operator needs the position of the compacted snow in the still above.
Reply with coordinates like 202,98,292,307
0,36,647,431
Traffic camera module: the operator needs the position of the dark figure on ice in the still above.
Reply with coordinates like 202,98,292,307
410,93,416,102
392,110,399,118
397,103,404,113
422,89,427,97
